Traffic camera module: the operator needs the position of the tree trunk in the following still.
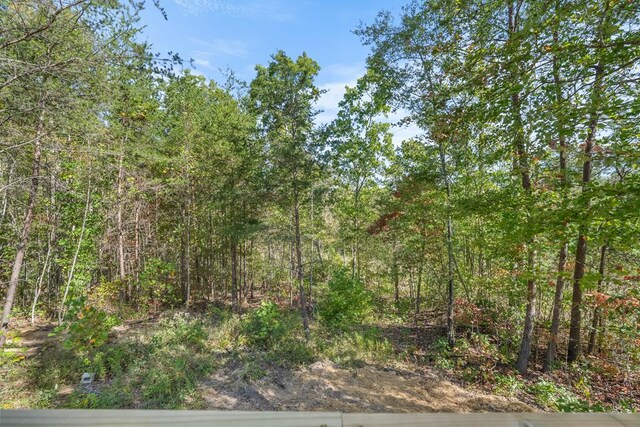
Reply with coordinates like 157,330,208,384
415,236,424,321
506,3,537,374
116,150,126,285
544,242,568,372
31,229,53,324
568,61,605,363
0,160,14,225
436,138,455,348
392,250,399,303
516,249,537,374
587,243,608,355
231,242,238,313
1,107,45,347
185,206,191,307
293,188,310,340
58,181,92,323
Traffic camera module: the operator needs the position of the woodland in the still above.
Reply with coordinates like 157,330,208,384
0,0,639,412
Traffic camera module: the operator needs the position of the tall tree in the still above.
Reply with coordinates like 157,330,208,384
249,51,323,338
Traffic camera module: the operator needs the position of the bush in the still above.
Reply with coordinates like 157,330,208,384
528,379,604,412
318,269,372,330
58,301,119,354
242,301,286,349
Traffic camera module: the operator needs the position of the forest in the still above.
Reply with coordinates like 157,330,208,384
1,0,639,412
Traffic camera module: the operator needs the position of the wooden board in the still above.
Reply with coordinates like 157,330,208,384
0,410,342,427
1,410,638,427
342,412,639,427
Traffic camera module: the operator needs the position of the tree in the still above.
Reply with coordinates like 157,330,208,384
249,51,323,338
0,0,149,346
327,73,392,278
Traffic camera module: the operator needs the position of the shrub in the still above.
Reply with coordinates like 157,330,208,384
242,301,286,349
528,379,604,412
58,301,119,354
318,269,372,330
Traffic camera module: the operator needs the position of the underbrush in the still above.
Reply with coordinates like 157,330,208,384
316,327,394,368
3,312,214,409
4,299,636,413
422,330,636,412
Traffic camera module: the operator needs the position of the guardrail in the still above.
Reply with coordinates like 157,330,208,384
0,410,637,427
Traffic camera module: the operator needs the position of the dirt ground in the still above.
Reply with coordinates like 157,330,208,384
199,360,534,412
5,320,535,412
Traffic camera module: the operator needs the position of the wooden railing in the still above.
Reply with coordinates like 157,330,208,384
0,410,637,427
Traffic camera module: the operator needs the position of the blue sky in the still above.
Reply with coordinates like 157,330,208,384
140,0,418,141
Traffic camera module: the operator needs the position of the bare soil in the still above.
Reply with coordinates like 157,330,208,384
199,360,534,412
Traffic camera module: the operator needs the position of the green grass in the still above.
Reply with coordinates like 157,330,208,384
316,327,394,368
2,313,216,409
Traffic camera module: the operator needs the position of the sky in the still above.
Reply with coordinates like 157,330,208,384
139,0,418,142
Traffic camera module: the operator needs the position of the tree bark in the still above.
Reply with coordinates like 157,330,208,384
544,242,568,372
0,107,45,348
415,236,425,319
587,243,608,354
516,249,537,374
31,229,53,324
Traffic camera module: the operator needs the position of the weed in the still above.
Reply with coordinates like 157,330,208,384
318,327,393,367
528,379,605,412
494,373,524,396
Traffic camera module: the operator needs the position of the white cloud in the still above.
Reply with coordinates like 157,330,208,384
191,38,249,59
323,64,366,78
193,58,212,68
172,0,295,21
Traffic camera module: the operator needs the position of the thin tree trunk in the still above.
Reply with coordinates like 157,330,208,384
415,236,425,319
31,229,53,324
568,61,605,363
587,243,608,354
58,181,92,323
231,242,238,312
436,139,456,348
293,188,310,340
505,3,537,374
544,242,568,372
185,206,191,307
289,239,294,307
516,249,537,374
0,160,14,225
116,150,126,285
1,107,45,348
392,248,399,303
